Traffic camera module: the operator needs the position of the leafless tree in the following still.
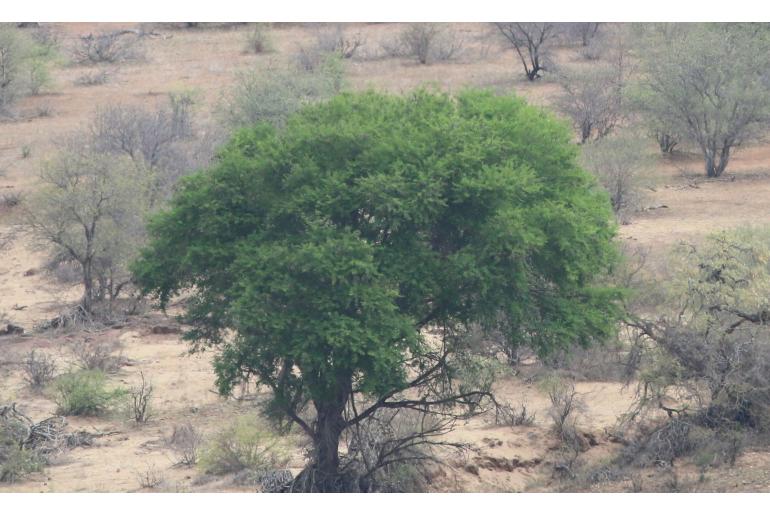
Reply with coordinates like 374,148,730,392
400,24,439,65
395,24,464,65
494,23,559,80
572,22,602,47
89,104,177,171
244,23,273,54
558,65,624,144
23,151,149,314
314,24,364,59
580,134,650,222
637,23,770,177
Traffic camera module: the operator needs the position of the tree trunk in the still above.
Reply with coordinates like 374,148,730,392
656,132,678,154
293,388,352,492
312,407,345,487
705,146,731,178
580,120,592,143
82,259,94,314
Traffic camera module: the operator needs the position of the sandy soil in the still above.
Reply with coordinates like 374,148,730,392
3,22,770,492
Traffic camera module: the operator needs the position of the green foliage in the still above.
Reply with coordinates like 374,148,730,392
51,370,126,416
631,227,770,430
668,227,770,329
200,414,289,475
135,89,621,402
134,89,622,488
0,446,41,483
0,24,55,108
0,412,42,483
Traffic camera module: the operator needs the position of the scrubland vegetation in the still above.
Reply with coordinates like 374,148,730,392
3,21,770,493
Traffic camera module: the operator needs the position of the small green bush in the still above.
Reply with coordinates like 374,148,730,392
0,25,55,109
0,446,41,483
200,415,288,475
0,413,42,483
51,370,125,416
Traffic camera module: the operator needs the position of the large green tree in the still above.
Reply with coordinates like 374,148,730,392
133,89,622,491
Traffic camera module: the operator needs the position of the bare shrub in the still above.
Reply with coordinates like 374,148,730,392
43,251,82,284
379,37,407,59
167,422,203,466
557,64,626,144
221,59,345,129
74,68,112,86
579,37,605,61
494,402,535,427
337,410,444,493
619,418,696,467
0,235,10,253
21,350,57,390
128,371,153,423
25,98,203,320
579,134,650,222
563,22,602,47
244,23,273,54
294,45,327,72
1,191,22,209
30,103,52,118
73,31,143,64
543,378,583,441
314,24,364,59
398,23,463,65
168,90,196,140
69,339,124,373
137,463,164,489
433,33,464,62
200,415,288,475
244,469,295,493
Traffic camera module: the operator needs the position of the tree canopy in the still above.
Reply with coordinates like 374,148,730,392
636,23,770,177
133,89,622,491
